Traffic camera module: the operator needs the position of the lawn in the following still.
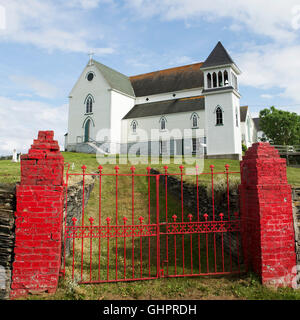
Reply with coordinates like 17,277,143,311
1,152,299,186
2,152,300,300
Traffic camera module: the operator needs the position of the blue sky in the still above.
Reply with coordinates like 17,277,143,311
0,0,300,155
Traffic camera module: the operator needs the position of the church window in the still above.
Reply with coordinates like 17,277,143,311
132,120,137,133
216,106,223,125
192,113,198,128
192,138,198,154
87,73,94,81
212,72,217,88
218,71,223,87
160,117,166,130
86,96,93,113
207,73,212,88
224,70,229,86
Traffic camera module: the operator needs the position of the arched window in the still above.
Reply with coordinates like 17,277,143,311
192,113,198,127
235,107,239,127
160,117,166,130
216,106,223,125
224,70,229,86
131,120,137,133
212,72,217,88
85,95,94,114
218,71,223,87
207,73,212,88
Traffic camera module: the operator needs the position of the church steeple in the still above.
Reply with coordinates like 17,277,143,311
201,41,241,92
202,41,236,69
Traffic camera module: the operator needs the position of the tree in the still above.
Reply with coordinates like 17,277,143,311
259,106,300,145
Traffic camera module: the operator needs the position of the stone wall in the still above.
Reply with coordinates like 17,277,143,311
0,184,16,300
292,188,300,266
63,174,96,257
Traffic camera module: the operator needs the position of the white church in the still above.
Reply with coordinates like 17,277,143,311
65,42,259,160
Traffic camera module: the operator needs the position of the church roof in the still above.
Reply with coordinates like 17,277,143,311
201,41,235,69
123,96,205,119
129,63,204,97
93,60,135,97
240,106,248,122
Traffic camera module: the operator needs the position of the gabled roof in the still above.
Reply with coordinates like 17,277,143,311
201,41,235,69
129,63,204,97
93,60,135,97
240,106,248,122
123,96,205,119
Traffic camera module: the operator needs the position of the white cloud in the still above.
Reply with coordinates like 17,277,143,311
126,0,300,43
0,96,67,155
0,0,114,54
10,75,59,99
237,43,300,104
260,94,273,99
167,55,195,66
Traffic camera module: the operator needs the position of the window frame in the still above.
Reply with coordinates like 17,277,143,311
215,106,224,126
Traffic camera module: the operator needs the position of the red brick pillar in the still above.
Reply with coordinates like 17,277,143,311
239,142,297,287
10,131,64,299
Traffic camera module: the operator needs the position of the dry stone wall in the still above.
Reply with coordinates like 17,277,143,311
0,184,16,300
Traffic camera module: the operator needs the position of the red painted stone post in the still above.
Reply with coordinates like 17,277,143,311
10,131,64,299
239,142,297,287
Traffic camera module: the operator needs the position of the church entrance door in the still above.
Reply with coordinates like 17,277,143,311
84,119,91,142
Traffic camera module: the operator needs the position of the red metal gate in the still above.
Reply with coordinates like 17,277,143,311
61,164,243,283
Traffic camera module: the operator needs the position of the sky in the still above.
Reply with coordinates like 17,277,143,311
0,0,300,155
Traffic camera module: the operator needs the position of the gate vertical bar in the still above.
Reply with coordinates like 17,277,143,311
63,163,70,278
225,164,233,272
115,166,119,280
147,167,151,277
81,165,87,282
89,217,94,281
195,165,201,274
156,174,161,278
123,217,128,279
179,165,185,275
164,166,169,276
131,166,136,279
210,165,217,273
98,165,103,281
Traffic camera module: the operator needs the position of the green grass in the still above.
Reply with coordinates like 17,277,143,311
1,152,299,186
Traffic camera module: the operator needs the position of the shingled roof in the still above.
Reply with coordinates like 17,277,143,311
123,96,205,119
201,41,235,69
93,60,135,97
129,63,204,97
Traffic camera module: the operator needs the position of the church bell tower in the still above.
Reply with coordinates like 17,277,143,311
201,41,242,160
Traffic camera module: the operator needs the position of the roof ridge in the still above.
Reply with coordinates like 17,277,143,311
130,62,203,79
92,59,130,79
